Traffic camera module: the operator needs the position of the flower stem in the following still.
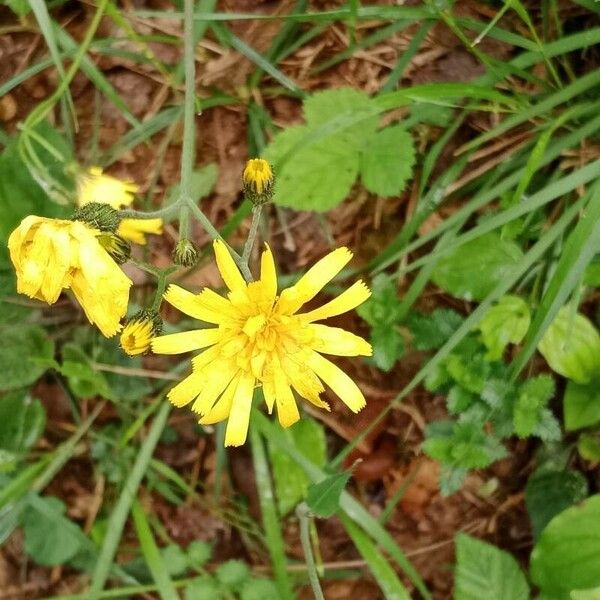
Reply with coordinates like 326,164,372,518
180,0,196,205
296,502,325,600
241,204,263,265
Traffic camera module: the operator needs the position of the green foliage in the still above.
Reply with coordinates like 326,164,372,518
264,88,415,211
21,495,83,566
1,0,31,15
269,418,326,515
513,375,555,438
525,469,588,540
406,308,464,351
0,325,55,391
187,540,212,567
431,233,524,302
306,470,352,518
215,559,251,591
563,379,600,431
454,533,530,600
538,306,600,384
184,576,223,600
531,494,600,595
479,295,530,360
240,578,280,600
160,544,189,577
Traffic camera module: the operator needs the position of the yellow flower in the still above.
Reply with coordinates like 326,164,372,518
8,215,132,337
120,310,163,356
117,218,163,245
152,241,372,446
77,166,138,209
243,158,274,204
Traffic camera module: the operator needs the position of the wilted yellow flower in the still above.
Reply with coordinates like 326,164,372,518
8,215,132,337
117,218,163,245
152,241,371,446
120,310,163,356
243,158,273,204
77,166,138,209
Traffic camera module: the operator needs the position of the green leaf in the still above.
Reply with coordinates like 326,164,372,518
22,496,82,566
306,470,352,518
266,125,358,211
357,274,403,327
513,375,555,437
479,295,531,360
0,391,45,457
531,494,600,594
431,233,524,302
538,307,600,384
572,588,600,600
525,469,588,540
564,379,600,431
165,163,218,204
578,433,600,461
454,533,529,600
584,261,600,287
360,125,415,197
2,0,31,15
160,544,189,577
60,343,113,400
371,323,404,371
240,578,280,600
407,308,465,351
184,576,223,600
0,326,54,391
186,540,212,567
270,418,326,515
215,560,250,591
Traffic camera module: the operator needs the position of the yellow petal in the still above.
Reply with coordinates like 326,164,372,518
167,371,206,407
306,351,366,413
260,243,277,301
262,380,275,414
299,280,371,322
308,324,372,357
273,369,300,428
283,356,329,410
199,374,239,425
151,328,222,354
225,372,256,447
277,247,353,314
78,166,138,209
191,362,237,415
213,239,246,292
191,345,223,372
117,218,163,245
163,284,224,323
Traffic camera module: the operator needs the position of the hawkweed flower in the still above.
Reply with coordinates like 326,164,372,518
120,310,163,356
173,238,200,268
76,166,162,245
8,215,132,337
152,240,371,446
242,158,274,205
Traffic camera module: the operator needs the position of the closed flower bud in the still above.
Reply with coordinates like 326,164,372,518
120,309,163,356
97,232,131,265
72,202,121,233
242,158,274,205
173,239,199,268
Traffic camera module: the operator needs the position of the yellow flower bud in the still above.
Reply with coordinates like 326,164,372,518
242,158,274,205
120,310,163,356
72,202,121,233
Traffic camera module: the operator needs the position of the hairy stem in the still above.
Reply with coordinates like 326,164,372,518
296,503,325,600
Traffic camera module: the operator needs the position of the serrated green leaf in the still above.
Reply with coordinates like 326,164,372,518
525,469,588,540
22,495,83,566
360,125,415,197
184,575,223,600
531,494,600,594
371,323,404,371
357,274,402,327
160,544,189,577
407,308,464,351
266,125,358,211
514,375,555,437
479,295,531,360
447,386,476,414
306,470,352,518
538,306,600,384
431,233,524,302
215,560,250,591
454,533,529,600
187,540,212,567
0,391,45,457
269,418,326,515
240,578,280,600
563,379,600,431
0,326,54,391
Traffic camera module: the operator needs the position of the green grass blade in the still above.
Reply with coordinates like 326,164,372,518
88,401,171,599
511,182,600,378
340,514,411,600
131,499,179,600
249,421,295,599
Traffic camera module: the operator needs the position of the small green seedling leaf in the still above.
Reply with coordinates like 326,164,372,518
187,540,212,567
215,559,251,591
479,295,530,360
306,470,352,518
564,379,600,431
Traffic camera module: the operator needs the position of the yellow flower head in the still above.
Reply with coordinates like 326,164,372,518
243,158,274,204
152,241,372,447
120,310,163,356
77,166,138,209
8,215,132,337
117,218,163,245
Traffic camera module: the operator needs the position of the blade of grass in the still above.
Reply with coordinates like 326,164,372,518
249,420,295,600
88,401,171,599
340,514,411,600
131,499,179,600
